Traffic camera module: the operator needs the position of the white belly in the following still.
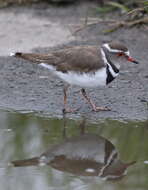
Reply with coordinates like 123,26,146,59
39,63,107,88
56,68,107,88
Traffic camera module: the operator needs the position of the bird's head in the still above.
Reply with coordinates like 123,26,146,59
101,41,139,69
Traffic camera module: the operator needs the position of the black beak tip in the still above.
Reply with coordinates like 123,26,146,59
133,60,139,64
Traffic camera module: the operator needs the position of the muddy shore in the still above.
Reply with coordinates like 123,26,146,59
0,2,147,121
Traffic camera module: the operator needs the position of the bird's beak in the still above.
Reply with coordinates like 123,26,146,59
127,56,139,64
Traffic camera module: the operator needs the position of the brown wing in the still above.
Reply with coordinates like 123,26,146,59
52,46,105,73
14,46,105,73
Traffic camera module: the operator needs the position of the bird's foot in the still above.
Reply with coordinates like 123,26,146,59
62,106,81,114
92,106,111,112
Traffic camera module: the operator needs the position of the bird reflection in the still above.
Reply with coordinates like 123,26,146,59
11,115,135,181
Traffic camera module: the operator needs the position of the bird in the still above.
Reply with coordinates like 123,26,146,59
11,133,135,180
10,41,139,113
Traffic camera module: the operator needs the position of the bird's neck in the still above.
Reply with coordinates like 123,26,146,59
100,48,120,73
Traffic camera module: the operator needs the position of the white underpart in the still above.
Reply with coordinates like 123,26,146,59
85,168,95,173
56,68,107,88
101,48,119,78
101,173,126,180
10,52,16,56
39,63,56,71
39,62,107,87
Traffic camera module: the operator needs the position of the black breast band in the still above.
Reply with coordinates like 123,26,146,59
106,64,115,84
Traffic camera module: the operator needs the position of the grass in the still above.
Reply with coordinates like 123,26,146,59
96,0,148,14
0,0,40,7
0,0,39,3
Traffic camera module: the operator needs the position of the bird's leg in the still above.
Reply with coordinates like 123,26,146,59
62,85,81,113
81,88,111,112
62,111,67,139
63,84,69,108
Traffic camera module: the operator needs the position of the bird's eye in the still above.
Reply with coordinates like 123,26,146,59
117,52,123,56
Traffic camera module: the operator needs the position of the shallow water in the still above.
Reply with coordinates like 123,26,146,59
0,110,148,190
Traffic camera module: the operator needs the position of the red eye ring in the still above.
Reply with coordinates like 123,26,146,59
117,52,123,56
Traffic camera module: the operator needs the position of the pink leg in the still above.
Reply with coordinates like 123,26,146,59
81,88,111,112
63,85,81,113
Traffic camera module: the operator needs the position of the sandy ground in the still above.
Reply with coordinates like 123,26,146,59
0,2,147,121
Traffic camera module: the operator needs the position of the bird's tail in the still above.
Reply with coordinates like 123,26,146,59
10,52,53,64
11,157,39,167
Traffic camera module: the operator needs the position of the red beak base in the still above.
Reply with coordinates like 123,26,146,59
127,56,139,64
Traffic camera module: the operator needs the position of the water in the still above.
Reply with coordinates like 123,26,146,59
0,110,148,190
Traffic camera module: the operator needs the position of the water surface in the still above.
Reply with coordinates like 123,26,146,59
0,110,148,190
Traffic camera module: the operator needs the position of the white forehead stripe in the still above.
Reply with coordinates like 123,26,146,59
103,43,130,56
103,43,129,54
125,51,130,56
103,43,121,53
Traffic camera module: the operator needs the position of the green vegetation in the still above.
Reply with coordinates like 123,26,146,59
95,0,148,33
0,0,40,7
97,0,148,14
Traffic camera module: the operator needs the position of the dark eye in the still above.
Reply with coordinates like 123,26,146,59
117,52,124,56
